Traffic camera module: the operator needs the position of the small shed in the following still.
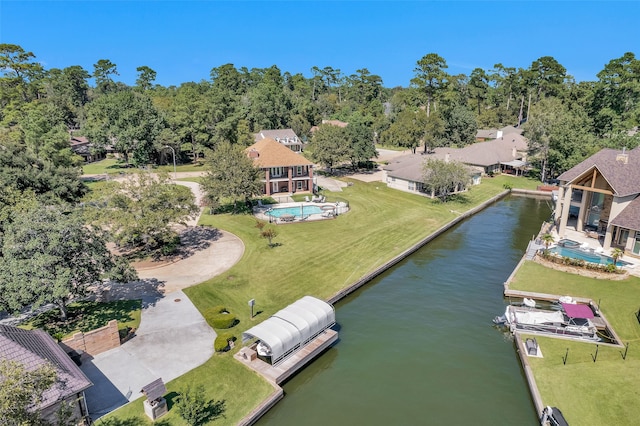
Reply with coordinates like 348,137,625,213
242,296,335,365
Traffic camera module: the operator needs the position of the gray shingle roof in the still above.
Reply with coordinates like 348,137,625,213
254,129,301,143
0,325,92,409
557,147,640,197
430,135,527,167
610,195,640,231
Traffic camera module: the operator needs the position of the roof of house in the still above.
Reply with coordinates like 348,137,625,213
246,138,314,168
254,129,301,144
430,135,527,167
610,195,640,231
476,128,498,139
385,154,479,183
310,119,349,133
557,146,640,197
0,325,92,409
70,136,89,146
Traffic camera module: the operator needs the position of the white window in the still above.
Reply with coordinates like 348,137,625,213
408,182,415,191
296,166,303,175
297,181,304,190
270,167,284,177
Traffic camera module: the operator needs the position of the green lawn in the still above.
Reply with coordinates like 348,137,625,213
104,175,534,425
20,300,141,340
81,158,208,176
510,261,640,425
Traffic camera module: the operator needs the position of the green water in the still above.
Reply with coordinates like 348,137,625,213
257,196,551,426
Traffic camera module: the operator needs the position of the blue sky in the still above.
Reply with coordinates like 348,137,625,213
1,1,638,88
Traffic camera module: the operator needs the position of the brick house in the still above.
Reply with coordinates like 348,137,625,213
246,138,315,195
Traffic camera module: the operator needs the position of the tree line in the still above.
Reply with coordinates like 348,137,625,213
2,44,639,180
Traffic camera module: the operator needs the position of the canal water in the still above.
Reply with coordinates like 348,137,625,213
257,196,551,426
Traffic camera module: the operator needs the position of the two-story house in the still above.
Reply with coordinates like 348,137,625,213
555,146,640,258
246,138,314,195
254,129,305,152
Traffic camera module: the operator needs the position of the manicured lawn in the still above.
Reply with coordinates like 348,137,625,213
81,158,208,176
104,176,532,425
510,261,640,425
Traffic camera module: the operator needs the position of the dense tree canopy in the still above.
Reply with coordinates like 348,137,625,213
84,172,199,253
1,43,640,184
201,142,262,211
0,205,136,319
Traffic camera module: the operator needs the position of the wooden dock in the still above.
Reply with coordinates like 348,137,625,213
235,329,338,385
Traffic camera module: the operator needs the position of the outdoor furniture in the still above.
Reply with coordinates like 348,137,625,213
304,196,310,202
280,214,295,222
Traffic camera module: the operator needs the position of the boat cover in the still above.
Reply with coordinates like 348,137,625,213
562,303,594,319
511,309,564,325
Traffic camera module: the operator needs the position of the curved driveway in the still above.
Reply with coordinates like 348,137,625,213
81,178,244,419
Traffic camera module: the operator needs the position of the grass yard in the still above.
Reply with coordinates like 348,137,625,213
81,158,208,176
510,261,640,425
20,300,141,340
104,175,536,425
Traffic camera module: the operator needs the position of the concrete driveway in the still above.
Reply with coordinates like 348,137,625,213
80,179,244,420
81,290,215,417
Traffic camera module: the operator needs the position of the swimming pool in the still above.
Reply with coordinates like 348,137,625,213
267,205,324,218
549,245,630,267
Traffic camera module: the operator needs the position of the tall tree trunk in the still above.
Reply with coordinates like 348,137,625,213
57,301,69,321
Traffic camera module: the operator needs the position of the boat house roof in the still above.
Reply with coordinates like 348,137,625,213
562,303,594,319
242,296,335,365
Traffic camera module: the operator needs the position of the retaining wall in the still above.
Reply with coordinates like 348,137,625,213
60,319,120,356
327,190,510,304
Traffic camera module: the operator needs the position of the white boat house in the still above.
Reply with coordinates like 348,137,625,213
241,296,336,366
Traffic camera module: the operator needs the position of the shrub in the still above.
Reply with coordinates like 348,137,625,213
176,384,209,426
214,332,236,352
203,305,238,329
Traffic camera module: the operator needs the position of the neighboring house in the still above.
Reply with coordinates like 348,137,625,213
431,133,529,175
0,325,92,424
310,119,349,133
554,146,640,257
70,136,105,163
246,138,315,195
254,129,305,152
475,125,524,142
383,154,481,196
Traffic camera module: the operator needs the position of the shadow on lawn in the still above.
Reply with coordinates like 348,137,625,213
177,226,221,259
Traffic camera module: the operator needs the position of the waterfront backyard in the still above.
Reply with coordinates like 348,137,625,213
101,175,542,425
510,261,640,425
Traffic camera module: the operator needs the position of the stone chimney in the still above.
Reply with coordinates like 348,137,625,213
512,147,517,158
497,130,503,139
248,149,259,159
445,153,450,163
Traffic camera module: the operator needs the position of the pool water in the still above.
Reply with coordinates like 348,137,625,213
549,245,629,266
267,205,323,218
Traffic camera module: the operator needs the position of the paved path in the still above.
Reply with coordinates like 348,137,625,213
80,179,244,420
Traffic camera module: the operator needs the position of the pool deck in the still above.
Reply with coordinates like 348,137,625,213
254,201,347,223
554,227,640,275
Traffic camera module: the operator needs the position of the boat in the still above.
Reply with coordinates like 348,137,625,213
523,297,536,308
495,303,600,341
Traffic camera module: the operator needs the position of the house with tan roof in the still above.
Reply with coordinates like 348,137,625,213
246,138,315,195
554,146,640,257
310,119,349,133
254,129,305,152
0,324,92,424
383,154,481,196
475,125,524,141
